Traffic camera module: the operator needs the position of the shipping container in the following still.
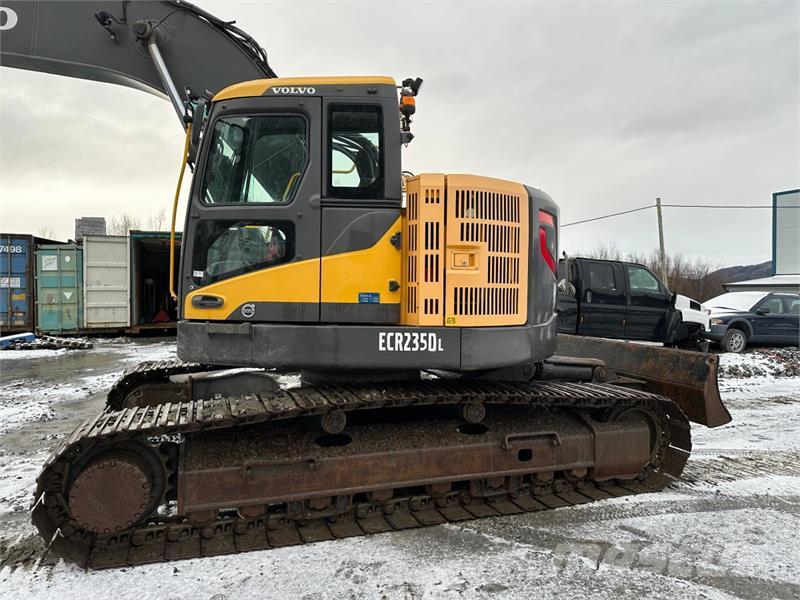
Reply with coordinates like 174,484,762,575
83,235,130,329
1,233,60,333
129,231,181,333
35,244,83,333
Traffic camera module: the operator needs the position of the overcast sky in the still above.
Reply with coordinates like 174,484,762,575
1,1,797,267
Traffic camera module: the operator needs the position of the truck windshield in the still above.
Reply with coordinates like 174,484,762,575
201,114,307,205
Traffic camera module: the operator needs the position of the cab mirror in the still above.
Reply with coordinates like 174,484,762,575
188,96,208,164
756,307,770,315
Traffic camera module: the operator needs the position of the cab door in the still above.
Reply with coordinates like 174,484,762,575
752,295,790,341
181,96,322,322
576,260,626,338
319,99,403,323
623,264,671,340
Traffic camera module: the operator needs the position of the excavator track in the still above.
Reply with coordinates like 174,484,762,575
33,361,691,569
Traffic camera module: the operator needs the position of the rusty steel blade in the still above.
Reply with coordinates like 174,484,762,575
556,334,731,427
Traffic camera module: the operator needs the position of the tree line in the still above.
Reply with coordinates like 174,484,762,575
573,243,726,301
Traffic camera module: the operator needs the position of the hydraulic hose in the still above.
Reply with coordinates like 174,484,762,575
170,123,192,302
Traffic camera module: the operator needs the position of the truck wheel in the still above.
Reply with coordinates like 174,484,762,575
721,328,747,353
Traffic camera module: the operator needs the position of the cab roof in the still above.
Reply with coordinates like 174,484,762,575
214,76,397,101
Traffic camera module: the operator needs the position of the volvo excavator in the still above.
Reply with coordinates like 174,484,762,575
0,0,731,568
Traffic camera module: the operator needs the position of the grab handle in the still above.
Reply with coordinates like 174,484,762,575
191,295,224,309
502,431,561,451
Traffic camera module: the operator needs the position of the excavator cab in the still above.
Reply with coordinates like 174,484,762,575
181,77,404,329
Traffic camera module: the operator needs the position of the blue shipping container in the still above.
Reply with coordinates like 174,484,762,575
0,234,34,333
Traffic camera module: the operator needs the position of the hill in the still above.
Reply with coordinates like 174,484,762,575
710,260,773,284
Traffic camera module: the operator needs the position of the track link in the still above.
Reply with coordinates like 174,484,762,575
33,360,692,569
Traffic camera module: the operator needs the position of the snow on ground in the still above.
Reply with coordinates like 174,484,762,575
0,339,176,434
0,342,798,599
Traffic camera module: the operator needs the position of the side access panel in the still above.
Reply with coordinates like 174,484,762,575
402,174,446,326
320,209,402,323
444,175,529,327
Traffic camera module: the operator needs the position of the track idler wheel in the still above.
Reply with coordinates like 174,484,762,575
67,449,162,534
603,406,662,460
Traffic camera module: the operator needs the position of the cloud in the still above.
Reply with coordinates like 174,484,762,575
1,0,797,266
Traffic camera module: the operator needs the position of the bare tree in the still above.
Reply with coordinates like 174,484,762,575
578,245,724,301
108,213,141,235
579,242,623,261
145,207,168,231
37,224,56,240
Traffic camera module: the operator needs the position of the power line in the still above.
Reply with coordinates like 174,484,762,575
561,202,788,228
561,205,653,228
661,204,778,209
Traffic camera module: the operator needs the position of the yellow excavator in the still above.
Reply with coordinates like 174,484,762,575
1,0,730,568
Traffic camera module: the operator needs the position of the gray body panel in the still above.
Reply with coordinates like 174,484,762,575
224,301,399,324
525,186,560,328
178,319,555,370
321,208,398,256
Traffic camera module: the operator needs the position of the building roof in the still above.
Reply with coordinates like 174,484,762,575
724,274,800,291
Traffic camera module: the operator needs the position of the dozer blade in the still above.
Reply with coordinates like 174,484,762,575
556,334,731,427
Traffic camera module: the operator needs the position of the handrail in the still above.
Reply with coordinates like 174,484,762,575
170,123,192,301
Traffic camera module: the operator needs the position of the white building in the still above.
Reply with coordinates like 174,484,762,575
724,189,800,293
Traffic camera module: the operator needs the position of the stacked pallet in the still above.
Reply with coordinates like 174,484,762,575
4,335,93,351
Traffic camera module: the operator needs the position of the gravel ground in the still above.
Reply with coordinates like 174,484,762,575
0,340,798,599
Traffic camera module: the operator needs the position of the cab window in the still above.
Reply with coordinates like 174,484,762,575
586,262,617,291
191,220,294,286
328,105,383,198
757,296,784,314
201,115,307,205
626,265,662,294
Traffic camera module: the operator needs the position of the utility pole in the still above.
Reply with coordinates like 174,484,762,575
656,197,668,286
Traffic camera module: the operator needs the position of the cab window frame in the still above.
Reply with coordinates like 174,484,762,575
625,264,666,295
326,103,385,199
585,261,618,292
199,111,310,207
755,295,785,314
190,219,296,287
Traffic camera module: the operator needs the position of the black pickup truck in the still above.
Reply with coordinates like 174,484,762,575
557,257,707,347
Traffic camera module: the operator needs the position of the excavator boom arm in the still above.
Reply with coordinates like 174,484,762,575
0,0,275,126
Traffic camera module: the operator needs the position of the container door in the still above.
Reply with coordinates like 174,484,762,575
0,235,33,332
84,236,130,328
37,246,82,332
